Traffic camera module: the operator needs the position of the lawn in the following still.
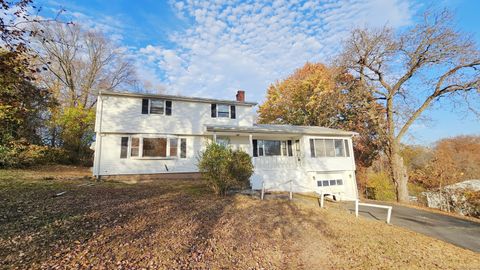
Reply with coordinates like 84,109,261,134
1,166,478,269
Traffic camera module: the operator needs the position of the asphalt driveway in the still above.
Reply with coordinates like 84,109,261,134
342,201,480,252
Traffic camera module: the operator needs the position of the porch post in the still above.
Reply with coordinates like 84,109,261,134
213,133,217,143
249,134,253,156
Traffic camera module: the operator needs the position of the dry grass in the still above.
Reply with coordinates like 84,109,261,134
0,167,478,269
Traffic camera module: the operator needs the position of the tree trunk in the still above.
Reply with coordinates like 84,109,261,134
390,146,409,202
50,126,57,147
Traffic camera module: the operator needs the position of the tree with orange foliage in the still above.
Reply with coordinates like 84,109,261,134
340,10,480,202
411,136,480,189
258,62,385,171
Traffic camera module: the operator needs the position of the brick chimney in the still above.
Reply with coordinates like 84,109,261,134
236,90,245,102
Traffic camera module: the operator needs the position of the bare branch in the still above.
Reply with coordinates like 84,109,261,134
338,8,480,202
33,21,137,109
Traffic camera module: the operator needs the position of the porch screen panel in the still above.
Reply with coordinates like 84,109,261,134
324,139,335,157
334,139,345,157
120,137,129,158
263,140,281,156
287,140,293,156
216,136,229,147
258,140,264,156
314,139,326,157
344,139,350,157
295,140,300,157
143,138,167,157
309,139,315,157
281,141,287,156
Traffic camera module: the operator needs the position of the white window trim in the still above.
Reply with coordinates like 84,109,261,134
256,139,291,157
310,137,351,158
317,179,344,187
127,135,180,160
216,104,231,118
148,99,166,115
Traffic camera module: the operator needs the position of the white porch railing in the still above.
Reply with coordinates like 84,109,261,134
253,156,299,169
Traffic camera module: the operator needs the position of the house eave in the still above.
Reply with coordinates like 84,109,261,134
205,124,357,136
99,90,257,106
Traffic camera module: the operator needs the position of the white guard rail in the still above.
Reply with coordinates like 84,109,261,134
319,191,393,224
261,180,293,200
261,181,393,224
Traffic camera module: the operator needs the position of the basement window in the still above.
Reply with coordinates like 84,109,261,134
317,179,343,187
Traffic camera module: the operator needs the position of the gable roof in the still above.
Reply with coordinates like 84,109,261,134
206,124,357,136
100,90,257,106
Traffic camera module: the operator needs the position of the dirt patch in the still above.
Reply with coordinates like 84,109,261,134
1,168,478,269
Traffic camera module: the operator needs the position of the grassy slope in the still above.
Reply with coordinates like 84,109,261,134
0,167,478,269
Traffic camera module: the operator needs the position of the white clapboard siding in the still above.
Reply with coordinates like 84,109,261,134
96,95,255,134
253,156,299,169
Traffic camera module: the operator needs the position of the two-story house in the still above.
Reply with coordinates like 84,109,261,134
93,90,358,199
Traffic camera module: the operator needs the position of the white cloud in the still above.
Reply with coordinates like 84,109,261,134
137,0,416,102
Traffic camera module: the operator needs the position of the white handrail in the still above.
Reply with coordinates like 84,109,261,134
318,194,392,224
260,181,393,224
289,181,293,200
355,200,392,224
261,181,265,200
261,180,295,201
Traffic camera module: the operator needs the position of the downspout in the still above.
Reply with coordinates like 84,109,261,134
351,134,359,199
94,92,105,180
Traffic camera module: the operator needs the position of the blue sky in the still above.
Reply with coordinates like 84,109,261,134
38,0,480,144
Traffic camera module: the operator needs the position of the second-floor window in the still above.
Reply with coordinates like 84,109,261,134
142,98,172,115
211,104,236,119
218,104,229,117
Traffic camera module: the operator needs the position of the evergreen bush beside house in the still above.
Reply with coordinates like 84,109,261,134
198,143,253,196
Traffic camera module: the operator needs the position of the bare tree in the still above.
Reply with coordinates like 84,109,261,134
32,21,136,160
339,10,480,202
33,22,136,109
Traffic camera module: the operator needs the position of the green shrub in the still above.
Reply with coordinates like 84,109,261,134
0,139,68,168
366,171,396,201
230,150,254,189
198,143,253,196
